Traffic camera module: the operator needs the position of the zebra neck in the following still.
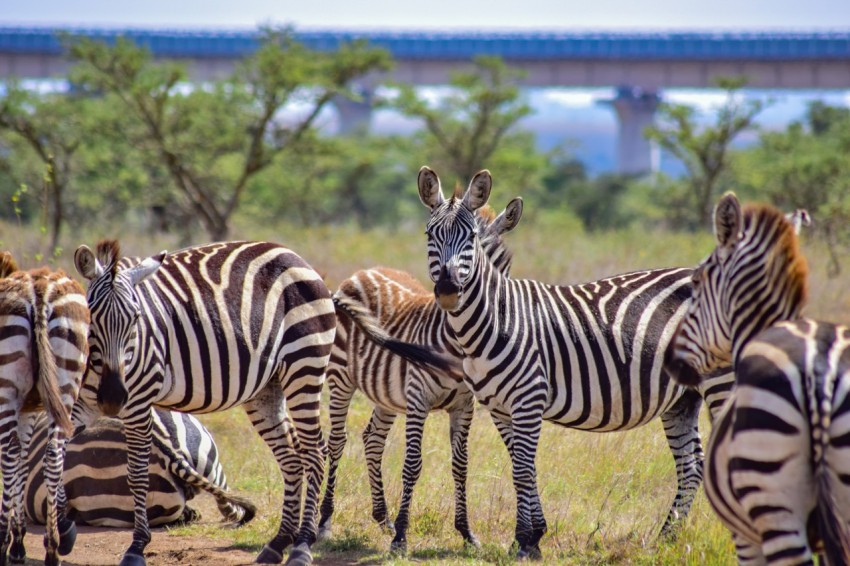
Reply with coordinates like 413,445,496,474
447,251,507,349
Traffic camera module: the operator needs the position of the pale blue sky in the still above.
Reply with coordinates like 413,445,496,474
3,0,850,31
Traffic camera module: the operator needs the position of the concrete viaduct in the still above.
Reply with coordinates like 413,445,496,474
1,27,849,174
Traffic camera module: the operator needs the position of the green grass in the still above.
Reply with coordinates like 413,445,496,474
3,213,848,565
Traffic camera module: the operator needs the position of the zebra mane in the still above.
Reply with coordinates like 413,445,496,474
95,239,122,278
0,251,19,278
742,203,809,316
477,205,514,275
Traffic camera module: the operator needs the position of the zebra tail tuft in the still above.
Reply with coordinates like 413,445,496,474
220,493,257,526
34,304,73,437
333,294,465,382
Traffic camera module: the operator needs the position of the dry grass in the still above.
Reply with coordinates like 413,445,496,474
2,210,848,565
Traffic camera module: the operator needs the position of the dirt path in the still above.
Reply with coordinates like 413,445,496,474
18,526,361,566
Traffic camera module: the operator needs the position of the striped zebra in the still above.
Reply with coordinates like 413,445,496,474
407,167,734,558
25,408,256,528
665,193,850,565
0,252,90,565
72,240,336,566
318,204,521,552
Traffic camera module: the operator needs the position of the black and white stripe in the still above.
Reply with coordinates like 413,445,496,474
318,206,521,552
0,254,90,565
414,167,734,558
73,240,336,566
666,193,850,564
25,408,255,528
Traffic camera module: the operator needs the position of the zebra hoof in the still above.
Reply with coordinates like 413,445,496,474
383,520,395,534
43,552,59,566
283,543,312,566
316,525,332,541
58,520,77,555
255,545,283,564
516,544,542,561
389,539,407,555
118,552,147,566
464,534,481,548
9,538,25,564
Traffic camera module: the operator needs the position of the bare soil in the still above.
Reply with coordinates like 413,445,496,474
18,525,359,566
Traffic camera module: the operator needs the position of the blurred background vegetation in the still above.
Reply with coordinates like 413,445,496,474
2,27,849,274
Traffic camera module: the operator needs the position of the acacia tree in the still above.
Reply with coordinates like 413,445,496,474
390,56,533,186
67,28,391,240
0,84,90,252
645,78,765,229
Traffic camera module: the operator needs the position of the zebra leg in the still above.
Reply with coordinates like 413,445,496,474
8,414,35,565
245,390,301,564
449,400,479,547
390,395,430,554
0,424,23,566
41,422,70,566
362,407,397,532
507,399,547,560
317,375,356,540
283,371,326,566
659,388,704,537
119,410,155,566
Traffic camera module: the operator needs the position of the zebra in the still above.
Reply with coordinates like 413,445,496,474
318,203,521,552
72,240,336,566
405,166,735,558
25,408,256,528
665,193,850,565
0,252,90,565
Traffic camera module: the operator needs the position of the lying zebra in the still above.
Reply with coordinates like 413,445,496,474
25,408,256,529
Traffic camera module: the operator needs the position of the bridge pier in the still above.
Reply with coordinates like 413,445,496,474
604,86,660,176
334,86,375,135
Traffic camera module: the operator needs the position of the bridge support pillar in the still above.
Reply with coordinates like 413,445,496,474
606,86,660,176
334,86,374,135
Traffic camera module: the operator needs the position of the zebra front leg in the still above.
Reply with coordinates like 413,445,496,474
362,408,397,532
507,399,547,560
119,412,154,566
449,401,479,547
659,388,704,537
318,376,356,540
390,398,429,554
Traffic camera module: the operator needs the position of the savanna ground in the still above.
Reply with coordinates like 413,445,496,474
4,205,850,566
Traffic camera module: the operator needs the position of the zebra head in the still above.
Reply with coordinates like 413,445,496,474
418,166,522,311
665,192,809,385
74,240,166,417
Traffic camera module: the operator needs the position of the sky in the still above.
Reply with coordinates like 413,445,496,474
4,0,850,31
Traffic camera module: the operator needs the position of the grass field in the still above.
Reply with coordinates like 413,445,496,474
3,207,848,565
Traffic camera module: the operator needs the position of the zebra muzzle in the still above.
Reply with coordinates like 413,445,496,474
97,368,129,417
434,265,460,310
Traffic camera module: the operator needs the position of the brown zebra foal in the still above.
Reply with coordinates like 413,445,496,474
0,252,90,566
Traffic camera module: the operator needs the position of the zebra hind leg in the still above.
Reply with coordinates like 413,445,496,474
362,408,397,532
317,376,356,540
390,399,429,554
659,388,704,537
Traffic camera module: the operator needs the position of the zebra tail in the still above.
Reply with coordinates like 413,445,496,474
812,375,850,565
815,469,850,565
332,294,465,382
152,434,256,526
34,304,73,437
0,252,19,278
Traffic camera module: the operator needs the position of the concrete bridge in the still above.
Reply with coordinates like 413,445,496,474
2,27,849,174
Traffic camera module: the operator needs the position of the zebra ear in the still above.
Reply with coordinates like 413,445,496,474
714,192,742,252
418,166,445,209
785,209,812,235
74,245,104,281
125,251,166,287
492,197,523,235
463,170,492,211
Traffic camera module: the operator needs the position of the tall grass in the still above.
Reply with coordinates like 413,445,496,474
2,209,847,564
